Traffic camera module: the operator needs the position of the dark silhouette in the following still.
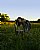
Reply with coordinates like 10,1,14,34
30,19,40,23
38,19,40,22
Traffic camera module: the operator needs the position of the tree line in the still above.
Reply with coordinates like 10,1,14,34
0,13,40,23
30,19,40,23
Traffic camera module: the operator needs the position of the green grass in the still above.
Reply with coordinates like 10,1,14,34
0,23,40,50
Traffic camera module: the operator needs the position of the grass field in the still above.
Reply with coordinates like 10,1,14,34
0,23,40,50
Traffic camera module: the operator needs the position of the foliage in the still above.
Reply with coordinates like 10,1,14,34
0,13,10,22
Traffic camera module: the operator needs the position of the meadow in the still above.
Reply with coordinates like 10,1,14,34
0,23,40,50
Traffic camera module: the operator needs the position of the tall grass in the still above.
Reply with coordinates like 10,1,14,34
0,23,40,50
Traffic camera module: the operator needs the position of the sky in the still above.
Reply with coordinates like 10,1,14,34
0,0,40,21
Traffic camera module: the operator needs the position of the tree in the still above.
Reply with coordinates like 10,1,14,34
4,14,10,21
38,19,40,22
0,13,1,21
0,13,10,22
